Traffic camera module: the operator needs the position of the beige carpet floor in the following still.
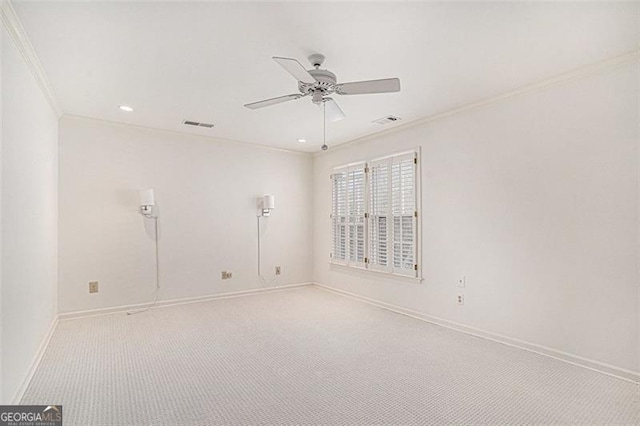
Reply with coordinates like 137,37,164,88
21,286,640,425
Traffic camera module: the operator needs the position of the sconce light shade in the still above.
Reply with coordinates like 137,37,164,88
140,189,155,206
263,194,275,210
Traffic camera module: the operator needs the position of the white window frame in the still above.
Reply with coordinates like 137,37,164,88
330,149,421,281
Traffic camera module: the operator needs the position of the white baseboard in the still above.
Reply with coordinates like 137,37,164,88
11,315,59,404
58,282,313,321
314,282,640,384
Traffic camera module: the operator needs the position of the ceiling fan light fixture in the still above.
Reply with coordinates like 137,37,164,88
312,90,324,105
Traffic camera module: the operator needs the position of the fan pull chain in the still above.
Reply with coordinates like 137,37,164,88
322,100,328,151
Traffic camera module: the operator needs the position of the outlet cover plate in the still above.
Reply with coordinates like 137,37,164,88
457,275,466,288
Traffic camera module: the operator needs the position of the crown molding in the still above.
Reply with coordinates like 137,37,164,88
316,48,640,156
0,0,63,117
63,114,314,157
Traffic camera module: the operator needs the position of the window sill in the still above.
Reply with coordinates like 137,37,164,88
329,262,423,284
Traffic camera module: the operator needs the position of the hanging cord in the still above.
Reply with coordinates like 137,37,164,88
320,100,328,151
127,216,160,315
257,215,277,287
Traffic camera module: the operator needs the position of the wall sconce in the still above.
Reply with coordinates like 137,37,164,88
261,194,275,217
140,189,155,217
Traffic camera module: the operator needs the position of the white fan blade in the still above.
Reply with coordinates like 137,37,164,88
324,98,345,122
335,78,400,95
244,94,302,109
273,57,317,84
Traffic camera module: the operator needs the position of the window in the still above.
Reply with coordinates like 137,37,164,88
331,151,419,278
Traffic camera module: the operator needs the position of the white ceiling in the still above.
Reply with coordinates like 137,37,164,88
12,1,639,153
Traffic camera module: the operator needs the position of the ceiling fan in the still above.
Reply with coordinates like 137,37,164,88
244,54,400,122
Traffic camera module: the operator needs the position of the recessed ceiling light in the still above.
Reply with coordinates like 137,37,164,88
119,105,134,112
297,138,307,143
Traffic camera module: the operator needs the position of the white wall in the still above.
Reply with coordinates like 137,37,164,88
1,25,59,403
313,63,639,374
58,116,313,313
0,21,4,401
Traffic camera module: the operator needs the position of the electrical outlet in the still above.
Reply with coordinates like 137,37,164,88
457,275,466,288
89,281,99,293
275,266,281,275
457,294,464,305
221,271,232,280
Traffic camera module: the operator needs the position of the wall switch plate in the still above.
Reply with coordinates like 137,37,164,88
457,294,464,305
275,266,281,275
89,281,99,293
457,275,466,288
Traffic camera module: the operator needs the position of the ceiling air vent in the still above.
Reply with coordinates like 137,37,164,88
182,120,215,129
372,115,402,125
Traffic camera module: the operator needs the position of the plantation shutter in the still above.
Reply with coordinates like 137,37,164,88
332,151,418,278
331,163,366,267
346,165,366,267
368,159,391,272
391,152,417,276
330,170,347,263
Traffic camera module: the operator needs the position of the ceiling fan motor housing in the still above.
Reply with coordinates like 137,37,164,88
299,68,337,102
